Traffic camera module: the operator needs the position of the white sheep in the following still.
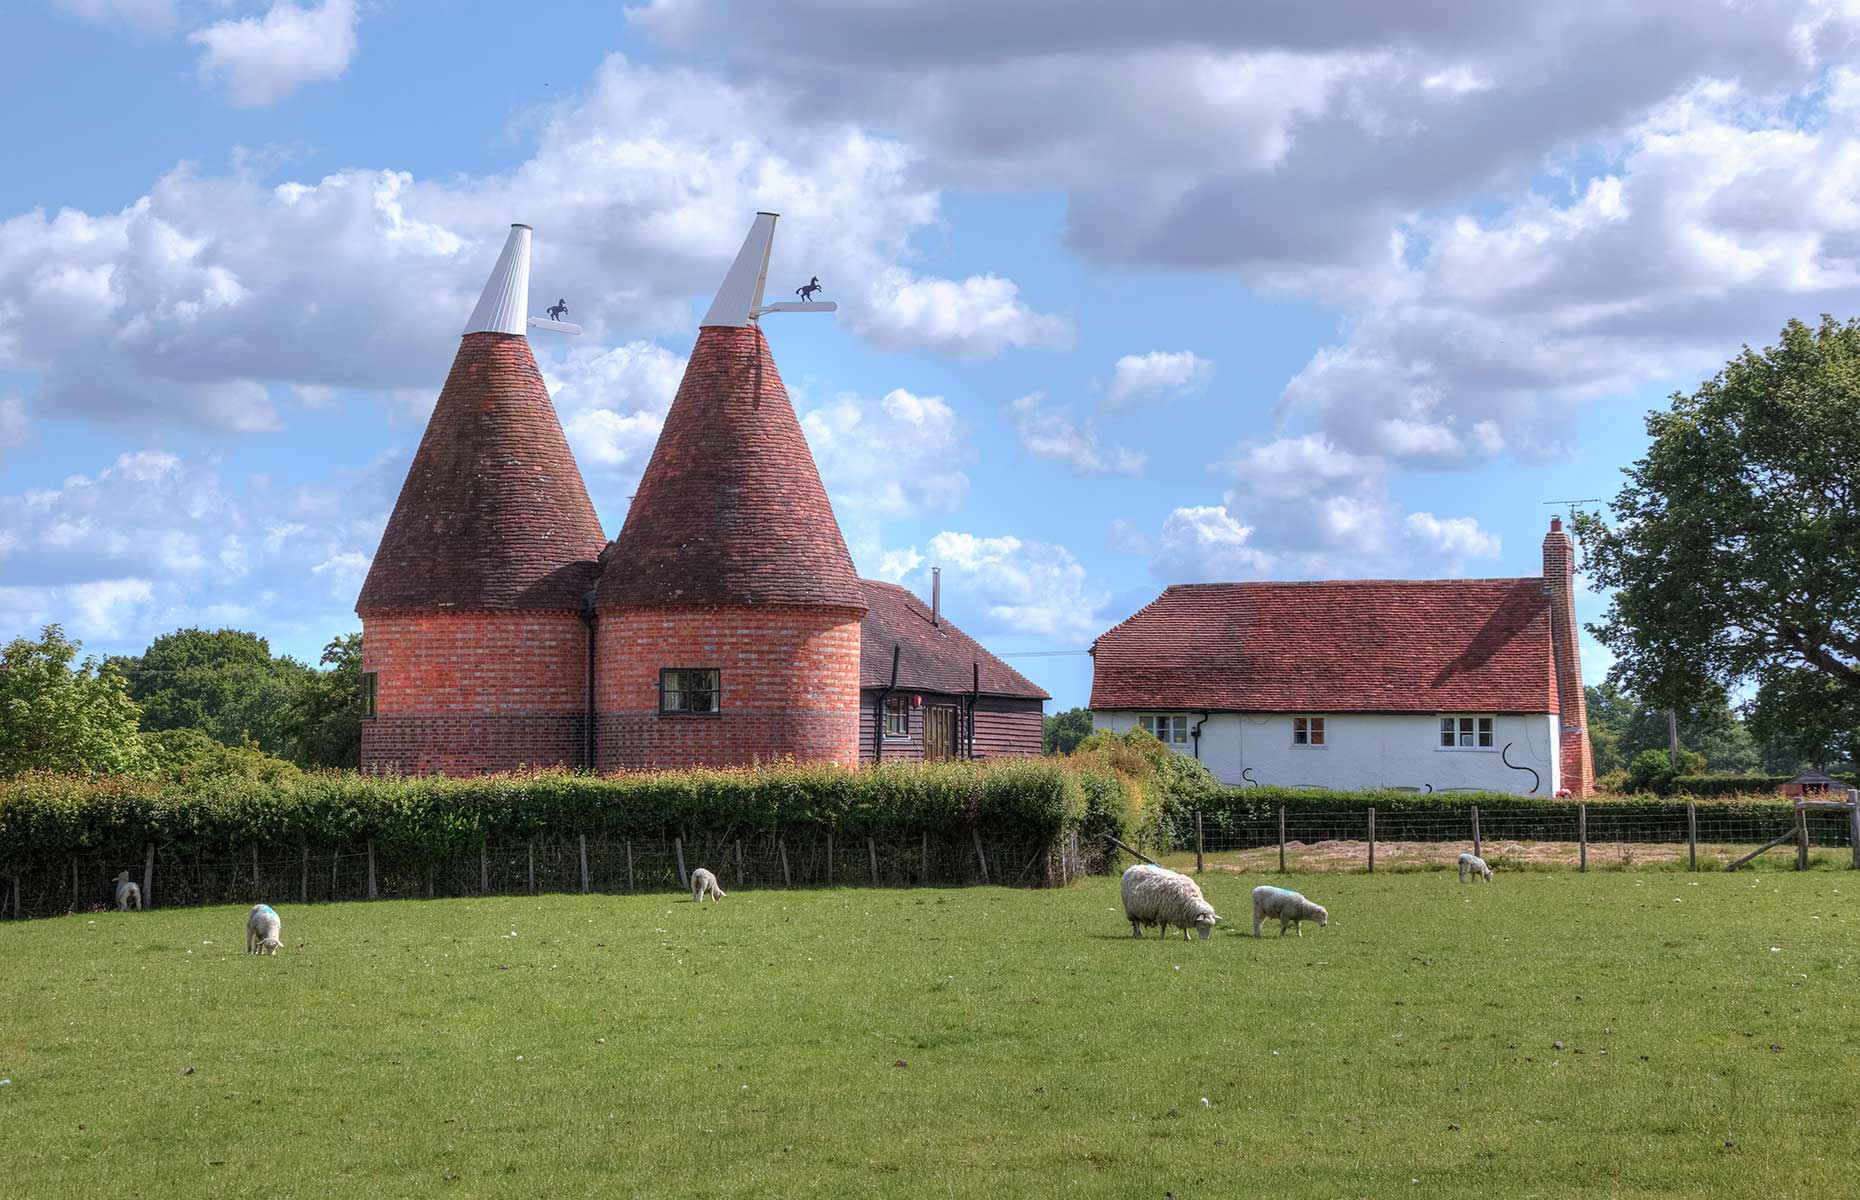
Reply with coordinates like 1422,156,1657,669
246,903,282,955
1250,885,1328,937
113,871,142,912
690,867,725,902
1120,863,1221,940
1458,852,1494,883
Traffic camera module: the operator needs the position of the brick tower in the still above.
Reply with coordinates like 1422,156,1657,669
357,224,608,774
592,214,866,768
1542,517,1594,796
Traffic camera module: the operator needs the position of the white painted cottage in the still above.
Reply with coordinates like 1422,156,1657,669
1090,519,1594,796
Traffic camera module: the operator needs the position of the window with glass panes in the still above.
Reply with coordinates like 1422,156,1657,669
1292,716,1326,745
883,695,910,738
1139,714,1188,744
1439,715,1494,749
659,668,720,714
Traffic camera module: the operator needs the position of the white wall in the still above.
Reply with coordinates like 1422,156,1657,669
1092,711,1562,796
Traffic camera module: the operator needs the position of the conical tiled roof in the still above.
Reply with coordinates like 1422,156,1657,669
594,323,864,612
357,333,607,614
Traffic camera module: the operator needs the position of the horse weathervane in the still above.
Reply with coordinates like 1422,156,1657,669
701,213,839,327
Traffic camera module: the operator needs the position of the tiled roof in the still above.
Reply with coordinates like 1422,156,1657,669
595,324,865,612
358,332,606,614
858,580,1049,700
1090,579,1558,713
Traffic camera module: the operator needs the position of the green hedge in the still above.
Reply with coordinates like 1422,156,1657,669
0,760,1099,865
1670,773,1855,798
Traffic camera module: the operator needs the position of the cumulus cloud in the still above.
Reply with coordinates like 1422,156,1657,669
870,530,1107,641
546,341,688,498
0,447,397,651
189,0,360,108
1008,393,1144,476
803,387,970,521
0,55,1061,433
0,394,28,454
1105,350,1211,405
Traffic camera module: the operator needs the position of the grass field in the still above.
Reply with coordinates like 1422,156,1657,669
3,870,1857,1198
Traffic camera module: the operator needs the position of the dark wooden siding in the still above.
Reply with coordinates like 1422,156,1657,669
860,691,1044,762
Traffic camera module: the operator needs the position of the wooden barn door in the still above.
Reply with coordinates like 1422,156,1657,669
925,706,958,762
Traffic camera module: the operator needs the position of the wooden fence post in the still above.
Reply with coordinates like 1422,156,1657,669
1795,803,1809,871
1367,807,1376,874
921,830,931,884
1850,792,1860,871
1687,802,1698,872
331,848,340,900
625,839,635,893
366,839,377,900
300,844,308,904
252,844,260,893
674,835,688,890
868,837,879,886
480,842,489,895
826,832,834,886
1195,810,1204,874
735,839,745,887
778,838,791,888
1578,803,1587,873
1471,805,1482,860
972,828,990,883
143,842,155,909
528,840,536,895
1278,806,1287,874
71,857,78,910
580,834,592,893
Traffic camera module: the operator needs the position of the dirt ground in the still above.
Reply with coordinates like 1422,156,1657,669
1162,838,1799,873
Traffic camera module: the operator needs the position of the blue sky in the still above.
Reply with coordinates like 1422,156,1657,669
5,2,1858,709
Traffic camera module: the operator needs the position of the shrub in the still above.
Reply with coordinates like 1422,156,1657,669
1626,748,1679,795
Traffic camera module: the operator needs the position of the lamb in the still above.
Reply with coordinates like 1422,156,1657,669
1250,885,1328,937
246,903,282,955
1458,852,1494,883
113,871,142,912
690,867,725,903
1120,863,1221,940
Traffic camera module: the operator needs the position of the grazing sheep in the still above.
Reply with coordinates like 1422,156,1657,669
690,867,726,903
1458,852,1494,883
112,871,142,912
1120,863,1221,940
246,904,282,955
1251,885,1328,937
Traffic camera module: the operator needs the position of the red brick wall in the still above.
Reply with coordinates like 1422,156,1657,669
594,604,862,769
360,611,591,775
1542,520,1595,796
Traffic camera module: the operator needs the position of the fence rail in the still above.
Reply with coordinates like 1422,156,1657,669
0,827,1088,922
1170,796,1860,875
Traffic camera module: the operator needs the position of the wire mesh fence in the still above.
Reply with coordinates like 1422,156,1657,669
1167,798,1860,876
0,826,1088,921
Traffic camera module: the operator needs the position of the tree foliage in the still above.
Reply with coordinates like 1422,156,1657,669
109,628,313,758
1746,667,1860,773
1042,706,1094,755
0,625,149,776
1583,682,1758,776
1576,317,1860,715
283,633,366,768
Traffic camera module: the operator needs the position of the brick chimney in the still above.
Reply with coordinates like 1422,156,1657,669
1542,517,1594,796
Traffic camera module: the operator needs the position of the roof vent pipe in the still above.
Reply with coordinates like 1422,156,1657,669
931,567,941,627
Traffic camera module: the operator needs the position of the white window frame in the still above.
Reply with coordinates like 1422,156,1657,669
1291,716,1327,747
1138,714,1189,745
883,695,910,739
1438,714,1496,750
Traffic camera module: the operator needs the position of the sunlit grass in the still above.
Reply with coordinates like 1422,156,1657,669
2,870,1856,1197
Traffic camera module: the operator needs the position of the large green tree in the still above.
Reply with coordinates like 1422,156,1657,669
1746,667,1860,773
1576,316,1860,723
283,633,367,768
0,625,149,775
109,628,313,757
1043,707,1094,755
1583,682,1758,775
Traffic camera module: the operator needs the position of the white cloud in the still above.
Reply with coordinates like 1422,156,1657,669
548,342,688,496
1404,512,1503,561
851,269,1072,359
1151,506,1273,582
1105,350,1211,405
0,447,396,651
189,0,360,108
872,530,1107,641
0,394,27,454
803,387,970,520
1008,393,1144,476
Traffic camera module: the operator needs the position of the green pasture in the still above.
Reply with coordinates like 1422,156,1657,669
2,871,1856,1197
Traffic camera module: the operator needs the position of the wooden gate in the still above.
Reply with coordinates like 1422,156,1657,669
925,705,958,762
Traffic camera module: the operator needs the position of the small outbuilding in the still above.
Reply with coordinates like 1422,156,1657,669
1780,769,1849,799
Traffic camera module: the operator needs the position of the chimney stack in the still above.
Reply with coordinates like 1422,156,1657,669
931,566,941,627
1542,517,1593,796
